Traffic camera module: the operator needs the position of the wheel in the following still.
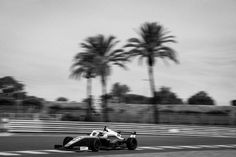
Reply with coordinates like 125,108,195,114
63,136,73,147
90,139,101,152
126,138,137,150
111,140,119,149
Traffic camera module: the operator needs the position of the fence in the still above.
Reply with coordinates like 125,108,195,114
3,120,236,138
106,104,236,125
0,112,62,120
1,104,236,125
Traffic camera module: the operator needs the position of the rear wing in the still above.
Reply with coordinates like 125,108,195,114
103,126,136,138
116,130,136,137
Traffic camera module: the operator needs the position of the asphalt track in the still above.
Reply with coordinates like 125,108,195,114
0,134,236,156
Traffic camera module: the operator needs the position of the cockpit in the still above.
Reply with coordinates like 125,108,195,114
90,130,105,137
89,127,124,141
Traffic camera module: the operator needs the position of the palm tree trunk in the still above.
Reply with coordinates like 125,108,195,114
86,78,92,121
101,76,109,122
148,65,159,124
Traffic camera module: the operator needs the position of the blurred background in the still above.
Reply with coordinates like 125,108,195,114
0,0,236,132
0,76,235,126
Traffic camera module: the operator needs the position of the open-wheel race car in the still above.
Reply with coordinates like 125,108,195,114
54,126,138,152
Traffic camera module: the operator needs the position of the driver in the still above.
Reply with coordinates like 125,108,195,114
102,126,124,140
98,131,108,138
103,126,108,132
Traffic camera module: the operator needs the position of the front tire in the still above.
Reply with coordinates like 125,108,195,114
126,138,137,150
90,139,101,152
63,136,73,147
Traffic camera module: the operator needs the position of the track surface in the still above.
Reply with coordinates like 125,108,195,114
0,134,236,156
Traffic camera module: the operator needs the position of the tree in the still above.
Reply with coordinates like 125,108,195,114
125,22,178,123
22,97,43,112
0,76,26,110
70,52,97,121
0,76,24,91
124,94,151,104
110,82,130,103
0,76,25,99
0,97,15,106
56,97,68,102
155,87,183,104
231,100,236,106
0,76,44,113
187,91,215,105
81,34,128,121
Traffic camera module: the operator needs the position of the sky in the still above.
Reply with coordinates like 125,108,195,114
0,0,236,105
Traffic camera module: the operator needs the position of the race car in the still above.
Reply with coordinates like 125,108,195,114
54,126,137,152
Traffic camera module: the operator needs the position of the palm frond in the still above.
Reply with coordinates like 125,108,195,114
109,57,128,63
160,35,175,41
105,35,119,52
70,68,85,79
70,50,98,80
124,22,178,66
76,34,128,78
85,37,97,49
123,43,139,48
106,49,124,58
112,62,127,70
160,35,176,43
81,43,93,49
162,39,176,43
127,38,142,43
155,46,179,63
108,51,127,60
73,52,93,61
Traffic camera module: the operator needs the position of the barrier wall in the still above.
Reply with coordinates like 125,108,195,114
6,120,236,138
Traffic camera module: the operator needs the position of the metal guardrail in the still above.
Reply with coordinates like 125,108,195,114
5,120,236,138
0,113,62,120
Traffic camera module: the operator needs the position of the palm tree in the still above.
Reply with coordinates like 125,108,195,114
70,52,97,121
125,22,178,123
81,34,128,122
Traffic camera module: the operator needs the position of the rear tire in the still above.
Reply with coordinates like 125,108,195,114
90,139,101,152
63,136,73,147
126,138,137,150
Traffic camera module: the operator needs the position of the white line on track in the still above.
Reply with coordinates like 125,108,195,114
157,146,184,149
43,149,74,153
196,145,221,148
0,133,13,137
1,144,236,156
0,152,19,156
177,145,201,149
15,151,48,154
138,146,164,150
215,145,236,148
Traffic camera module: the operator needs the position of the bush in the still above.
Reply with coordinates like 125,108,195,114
0,97,15,106
61,113,82,121
187,91,215,105
160,109,201,114
231,100,236,106
205,110,229,115
56,97,68,102
107,107,115,112
22,98,43,110
119,109,125,113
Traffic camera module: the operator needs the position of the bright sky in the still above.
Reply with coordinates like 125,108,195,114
0,0,236,105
